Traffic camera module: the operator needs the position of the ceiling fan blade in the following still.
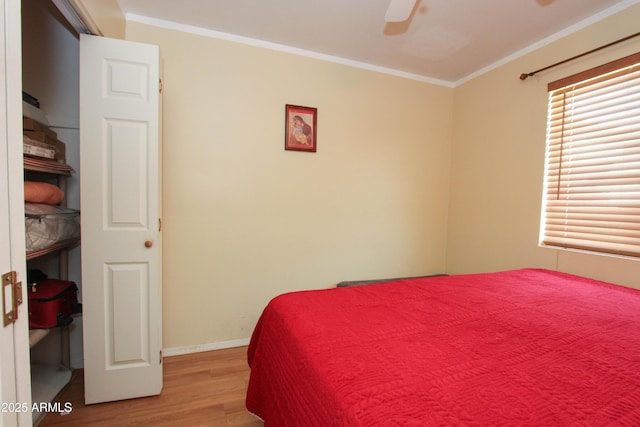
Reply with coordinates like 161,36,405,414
384,0,417,22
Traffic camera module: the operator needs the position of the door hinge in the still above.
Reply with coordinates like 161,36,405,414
158,218,162,232
160,350,163,364
159,78,163,94
2,271,23,327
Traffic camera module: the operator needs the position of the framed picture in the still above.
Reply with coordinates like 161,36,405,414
285,104,317,152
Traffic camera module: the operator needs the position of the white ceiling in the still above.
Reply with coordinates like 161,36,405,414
116,0,639,85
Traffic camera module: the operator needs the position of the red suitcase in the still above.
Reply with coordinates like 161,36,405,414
28,279,80,329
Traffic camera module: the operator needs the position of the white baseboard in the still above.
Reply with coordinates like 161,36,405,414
162,338,251,357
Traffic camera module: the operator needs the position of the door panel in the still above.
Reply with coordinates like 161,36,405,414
80,34,162,405
107,120,149,226
108,262,148,365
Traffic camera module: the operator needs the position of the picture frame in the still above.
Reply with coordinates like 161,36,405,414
285,104,317,152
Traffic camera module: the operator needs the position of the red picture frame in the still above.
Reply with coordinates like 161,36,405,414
285,104,317,152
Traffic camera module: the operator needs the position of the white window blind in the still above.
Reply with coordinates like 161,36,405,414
541,52,640,258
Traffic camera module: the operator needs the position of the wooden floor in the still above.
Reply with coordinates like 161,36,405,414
38,346,264,427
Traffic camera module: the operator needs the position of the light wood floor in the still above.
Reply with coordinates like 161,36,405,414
38,346,264,427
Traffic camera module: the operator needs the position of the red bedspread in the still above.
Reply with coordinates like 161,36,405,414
246,269,640,426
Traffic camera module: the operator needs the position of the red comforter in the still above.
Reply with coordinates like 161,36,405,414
246,269,640,426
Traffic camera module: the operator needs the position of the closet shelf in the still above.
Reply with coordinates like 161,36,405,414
24,157,74,176
29,329,50,348
26,238,80,260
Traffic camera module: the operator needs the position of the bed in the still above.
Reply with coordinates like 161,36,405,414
246,268,640,426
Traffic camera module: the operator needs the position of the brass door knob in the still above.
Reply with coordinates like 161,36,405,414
145,240,153,248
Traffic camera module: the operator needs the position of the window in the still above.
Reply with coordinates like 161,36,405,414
540,52,640,258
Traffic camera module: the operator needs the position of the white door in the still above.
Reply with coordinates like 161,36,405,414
80,34,162,404
1,0,32,425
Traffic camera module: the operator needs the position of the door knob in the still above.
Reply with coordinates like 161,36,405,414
145,240,153,248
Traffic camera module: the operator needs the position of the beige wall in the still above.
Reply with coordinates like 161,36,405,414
126,23,453,349
118,4,640,350
447,3,640,288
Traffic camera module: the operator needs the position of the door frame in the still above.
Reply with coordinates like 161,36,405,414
1,0,33,425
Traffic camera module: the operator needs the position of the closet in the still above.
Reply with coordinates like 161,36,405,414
21,0,163,411
24,116,79,414
21,0,82,420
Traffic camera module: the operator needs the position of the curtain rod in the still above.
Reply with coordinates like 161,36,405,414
519,31,640,80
